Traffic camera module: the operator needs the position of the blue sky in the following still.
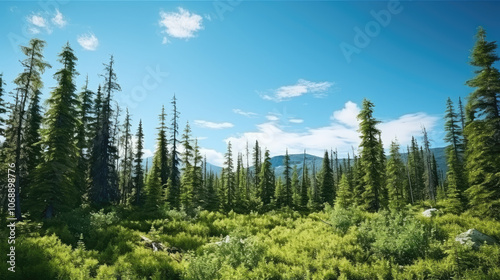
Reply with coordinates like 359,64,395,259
1,1,499,166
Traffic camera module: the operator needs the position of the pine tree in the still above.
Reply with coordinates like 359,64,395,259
464,27,500,218
443,98,467,212
133,120,145,206
75,77,94,203
31,43,79,218
319,150,335,206
422,127,437,202
181,121,194,210
358,99,383,212
119,109,133,204
11,38,51,219
283,149,292,207
253,140,261,194
157,106,169,189
222,141,235,209
22,88,43,201
408,137,425,202
145,156,163,213
386,140,406,210
336,174,351,209
205,171,219,211
300,151,310,208
167,95,181,209
259,149,273,206
192,139,203,208
89,56,121,208
274,176,284,208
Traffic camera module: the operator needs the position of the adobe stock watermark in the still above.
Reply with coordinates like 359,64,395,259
208,0,243,21
117,65,169,109
340,0,403,63
7,0,69,53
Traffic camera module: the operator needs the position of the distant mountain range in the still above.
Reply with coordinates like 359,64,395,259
142,147,447,178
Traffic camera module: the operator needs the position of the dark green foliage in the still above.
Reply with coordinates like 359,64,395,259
167,95,181,209
11,38,51,219
222,141,235,209
89,56,121,208
282,149,292,207
132,120,145,206
464,27,500,219
300,151,310,208
119,109,133,204
336,173,351,209
319,150,335,205
0,73,7,135
22,89,42,201
386,140,406,210
30,43,80,219
259,149,274,206
358,99,384,212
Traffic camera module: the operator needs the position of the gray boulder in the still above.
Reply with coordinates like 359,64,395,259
422,208,439,217
455,229,497,249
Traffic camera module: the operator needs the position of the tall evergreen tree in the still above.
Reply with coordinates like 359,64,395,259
291,165,300,208
259,149,273,206
192,139,203,208
167,95,181,209
157,106,169,188
319,150,335,205
274,176,284,208
358,99,383,212
119,109,133,204
75,77,94,202
283,149,292,207
11,38,51,219
300,151,310,208
181,121,194,210
89,55,121,208
386,140,406,210
422,127,437,202
30,43,79,218
22,88,43,201
133,120,145,206
336,174,351,209
222,141,235,209
253,140,261,194
464,27,500,218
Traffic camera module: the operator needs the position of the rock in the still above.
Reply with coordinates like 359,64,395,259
422,208,439,217
455,229,497,249
140,235,167,252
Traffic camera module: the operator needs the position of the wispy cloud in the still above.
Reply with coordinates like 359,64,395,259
159,8,203,40
233,109,257,117
289,118,304,124
194,120,234,129
77,33,99,51
262,79,333,102
226,101,439,158
200,148,224,166
51,9,67,28
266,115,279,121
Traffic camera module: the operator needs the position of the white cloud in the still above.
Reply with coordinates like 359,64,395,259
266,115,279,121
194,120,234,129
162,37,170,45
233,109,257,117
289,118,304,124
331,100,360,128
28,14,46,27
200,148,225,166
159,8,203,40
28,27,40,34
263,79,333,102
77,33,99,51
226,101,439,159
51,9,66,28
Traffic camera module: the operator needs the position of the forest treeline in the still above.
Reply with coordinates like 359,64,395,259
0,27,499,221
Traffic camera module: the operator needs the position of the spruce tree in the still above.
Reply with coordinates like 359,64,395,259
11,38,51,219
319,150,335,206
386,140,406,210
274,176,284,208
181,121,194,210
259,149,273,206
300,151,310,208
464,27,500,218
336,173,351,209
167,95,181,209
358,99,383,212
133,120,145,206
31,43,79,218
283,149,292,207
192,139,203,208
119,109,133,204
222,141,235,209
291,165,300,208
0,74,6,136
89,55,121,208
